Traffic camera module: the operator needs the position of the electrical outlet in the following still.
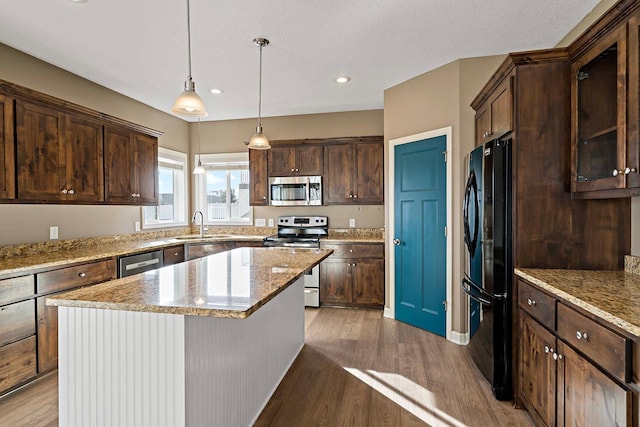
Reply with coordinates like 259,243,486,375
268,218,274,227
49,226,59,240
349,218,356,228
255,218,266,227
135,221,141,232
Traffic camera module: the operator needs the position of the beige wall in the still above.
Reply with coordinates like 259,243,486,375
384,55,505,335
192,110,385,229
0,43,189,245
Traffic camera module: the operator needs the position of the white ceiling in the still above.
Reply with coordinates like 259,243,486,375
0,0,600,122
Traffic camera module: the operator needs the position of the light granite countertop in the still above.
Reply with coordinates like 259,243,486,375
515,268,640,338
0,234,266,278
47,247,332,318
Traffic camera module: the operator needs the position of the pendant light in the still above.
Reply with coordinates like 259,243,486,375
248,38,271,150
193,118,205,174
172,0,208,118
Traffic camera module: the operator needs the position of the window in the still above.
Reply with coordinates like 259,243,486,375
194,153,252,225
142,147,188,229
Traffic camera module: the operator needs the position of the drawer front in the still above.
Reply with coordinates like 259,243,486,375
518,279,556,330
320,243,384,259
0,275,35,306
37,258,116,294
557,303,630,382
163,245,185,266
0,300,35,346
0,336,37,394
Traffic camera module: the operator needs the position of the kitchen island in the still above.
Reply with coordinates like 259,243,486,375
46,247,332,427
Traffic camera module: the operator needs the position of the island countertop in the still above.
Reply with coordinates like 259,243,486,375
47,247,332,319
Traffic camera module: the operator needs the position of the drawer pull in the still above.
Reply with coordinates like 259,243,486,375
576,331,588,341
174,252,179,256
349,249,353,253
527,298,536,306
78,272,86,278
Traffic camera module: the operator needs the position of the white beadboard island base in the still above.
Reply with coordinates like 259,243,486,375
58,277,304,427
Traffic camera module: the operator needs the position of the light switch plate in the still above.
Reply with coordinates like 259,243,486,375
135,221,141,232
268,218,274,227
255,218,266,227
49,226,59,240
349,219,356,228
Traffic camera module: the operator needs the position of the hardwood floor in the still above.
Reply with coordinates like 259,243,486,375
0,308,532,426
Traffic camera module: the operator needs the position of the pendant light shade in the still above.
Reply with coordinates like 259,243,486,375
248,38,270,150
172,0,208,118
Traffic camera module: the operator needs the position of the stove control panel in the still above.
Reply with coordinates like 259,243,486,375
277,216,328,227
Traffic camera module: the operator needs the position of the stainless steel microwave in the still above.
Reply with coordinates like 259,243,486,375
268,176,322,206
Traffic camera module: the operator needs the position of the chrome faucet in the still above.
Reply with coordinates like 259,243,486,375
192,210,204,238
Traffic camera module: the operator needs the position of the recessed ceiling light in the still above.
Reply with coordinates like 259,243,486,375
210,88,223,95
336,76,351,84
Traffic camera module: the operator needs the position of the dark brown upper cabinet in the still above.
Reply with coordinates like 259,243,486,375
0,93,15,200
474,77,513,147
269,145,323,176
104,125,158,205
571,26,627,194
323,138,383,205
570,2,640,198
249,148,269,205
1,79,162,206
16,100,104,202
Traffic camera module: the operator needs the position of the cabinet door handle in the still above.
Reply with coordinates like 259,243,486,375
262,196,266,200
349,194,353,198
61,189,68,194
78,272,86,278
68,189,75,195
624,167,637,175
576,331,588,341
613,169,623,177
353,194,357,199
291,168,294,172
544,345,553,354
527,298,536,306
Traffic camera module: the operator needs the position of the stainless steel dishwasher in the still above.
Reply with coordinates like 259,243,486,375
118,250,163,277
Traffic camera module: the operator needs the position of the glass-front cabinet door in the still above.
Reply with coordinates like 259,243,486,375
571,26,627,192
627,10,640,189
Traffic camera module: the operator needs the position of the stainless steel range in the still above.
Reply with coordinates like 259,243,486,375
263,215,328,307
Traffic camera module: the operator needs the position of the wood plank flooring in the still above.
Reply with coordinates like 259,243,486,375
0,308,532,426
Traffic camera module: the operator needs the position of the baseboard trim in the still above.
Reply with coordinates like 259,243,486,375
383,307,394,319
450,330,469,345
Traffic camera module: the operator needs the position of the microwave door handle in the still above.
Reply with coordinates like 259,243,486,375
306,177,311,205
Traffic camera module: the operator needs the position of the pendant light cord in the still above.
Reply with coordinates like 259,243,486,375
186,0,193,80
197,117,202,163
257,43,263,128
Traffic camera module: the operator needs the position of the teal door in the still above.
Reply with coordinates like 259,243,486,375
394,136,447,336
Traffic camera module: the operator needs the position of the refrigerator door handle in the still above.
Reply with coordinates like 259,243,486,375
461,277,492,306
463,170,479,257
463,274,506,301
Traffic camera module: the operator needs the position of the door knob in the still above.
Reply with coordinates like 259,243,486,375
393,239,401,246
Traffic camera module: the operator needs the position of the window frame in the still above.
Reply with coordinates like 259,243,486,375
141,147,189,229
194,152,253,226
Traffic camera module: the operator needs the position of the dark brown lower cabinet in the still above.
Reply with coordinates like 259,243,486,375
0,336,36,393
517,278,634,426
557,341,630,427
520,313,557,426
319,243,384,308
36,297,58,373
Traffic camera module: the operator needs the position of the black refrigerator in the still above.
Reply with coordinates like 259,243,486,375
462,139,513,401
